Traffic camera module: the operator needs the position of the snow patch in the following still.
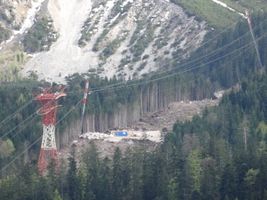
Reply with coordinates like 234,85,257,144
0,0,45,48
14,0,45,35
212,0,246,18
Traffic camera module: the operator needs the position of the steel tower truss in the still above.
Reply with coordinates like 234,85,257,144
36,90,66,175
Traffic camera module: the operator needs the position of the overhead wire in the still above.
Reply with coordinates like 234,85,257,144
1,30,259,172
1,29,261,172
80,2,243,72
0,96,64,140
0,13,260,124
81,19,244,90
147,14,265,75
90,31,267,93
0,13,265,172
10,114,38,140
0,27,251,142
0,24,230,126
4,28,265,156
0,88,56,130
0,99,33,129
0,19,263,143
0,23,249,128
0,112,37,140
0,85,87,135
0,98,83,173
88,16,267,93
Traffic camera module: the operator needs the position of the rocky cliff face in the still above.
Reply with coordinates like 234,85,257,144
0,0,208,82
0,0,207,82
76,0,207,80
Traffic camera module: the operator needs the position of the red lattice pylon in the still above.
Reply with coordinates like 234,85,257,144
36,89,66,175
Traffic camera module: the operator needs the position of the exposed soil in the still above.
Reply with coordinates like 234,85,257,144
59,98,219,160
133,99,219,131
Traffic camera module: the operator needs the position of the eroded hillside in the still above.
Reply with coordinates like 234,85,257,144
15,0,207,82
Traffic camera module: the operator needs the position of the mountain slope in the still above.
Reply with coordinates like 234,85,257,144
20,0,207,83
2,0,267,83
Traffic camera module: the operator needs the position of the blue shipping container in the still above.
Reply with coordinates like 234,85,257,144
115,131,128,137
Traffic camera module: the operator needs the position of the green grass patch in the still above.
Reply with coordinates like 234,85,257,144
171,0,241,28
0,50,27,82
220,0,267,13
235,0,267,12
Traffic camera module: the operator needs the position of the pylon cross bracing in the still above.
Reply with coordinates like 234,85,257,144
36,90,66,175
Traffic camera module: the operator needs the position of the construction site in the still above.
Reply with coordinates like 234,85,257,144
60,95,220,159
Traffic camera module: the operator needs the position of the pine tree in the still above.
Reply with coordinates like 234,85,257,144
53,189,63,200
112,148,124,200
67,147,81,200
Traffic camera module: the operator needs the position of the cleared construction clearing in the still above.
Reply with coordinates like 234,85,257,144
61,97,220,159
133,99,219,131
79,130,162,143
